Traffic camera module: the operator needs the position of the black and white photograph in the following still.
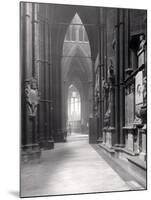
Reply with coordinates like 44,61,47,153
20,1,147,198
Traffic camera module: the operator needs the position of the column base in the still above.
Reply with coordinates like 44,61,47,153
21,143,41,163
40,139,54,150
53,129,64,142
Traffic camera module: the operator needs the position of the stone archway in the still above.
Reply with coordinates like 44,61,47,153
49,5,100,142
61,13,93,137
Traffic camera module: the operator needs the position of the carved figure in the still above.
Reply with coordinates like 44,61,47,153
138,34,146,52
104,59,115,127
112,29,116,50
25,78,39,117
108,59,115,84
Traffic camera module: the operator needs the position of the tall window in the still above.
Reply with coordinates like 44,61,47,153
68,86,81,121
71,25,76,41
65,28,70,40
79,25,83,41
64,13,88,42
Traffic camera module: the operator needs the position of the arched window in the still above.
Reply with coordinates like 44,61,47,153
79,25,83,41
68,85,81,121
71,25,76,41
65,28,70,40
64,13,89,43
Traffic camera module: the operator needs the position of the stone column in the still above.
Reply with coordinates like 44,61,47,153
38,5,54,149
97,7,104,142
51,27,64,142
37,6,46,148
48,21,54,149
22,2,32,148
61,79,68,137
119,9,125,145
89,59,96,143
21,2,41,162
114,8,120,145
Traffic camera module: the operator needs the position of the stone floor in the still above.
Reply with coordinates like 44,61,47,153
21,133,138,197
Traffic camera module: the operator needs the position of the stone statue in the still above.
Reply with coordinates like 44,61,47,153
112,29,116,51
137,34,146,67
25,78,39,117
104,59,115,127
108,59,115,84
138,34,146,52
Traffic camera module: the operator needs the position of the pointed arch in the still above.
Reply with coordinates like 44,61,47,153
64,12,89,43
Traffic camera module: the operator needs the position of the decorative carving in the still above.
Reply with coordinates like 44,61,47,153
139,77,147,129
25,78,40,117
96,90,100,103
104,59,115,127
103,80,109,96
137,34,146,54
140,105,147,125
135,71,143,105
134,106,142,126
104,103,111,127
112,29,116,51
108,59,115,84
137,34,146,68
134,74,147,129
143,76,147,105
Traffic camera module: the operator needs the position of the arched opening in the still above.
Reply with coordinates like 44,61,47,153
64,13,89,43
67,85,81,134
61,12,92,141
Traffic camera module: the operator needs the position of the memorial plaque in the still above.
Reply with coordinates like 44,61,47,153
125,93,134,126
135,71,143,105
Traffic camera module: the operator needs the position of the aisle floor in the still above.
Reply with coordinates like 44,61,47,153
21,133,132,197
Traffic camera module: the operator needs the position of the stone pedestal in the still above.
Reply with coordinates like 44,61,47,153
123,127,139,154
53,129,65,142
103,127,115,148
138,128,146,161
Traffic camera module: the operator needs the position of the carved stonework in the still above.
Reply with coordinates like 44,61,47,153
137,34,146,68
139,77,147,129
134,76,147,129
104,103,111,127
104,59,115,127
135,71,143,105
108,59,115,85
134,106,142,126
112,29,116,51
25,78,40,117
103,80,109,96
137,34,146,54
